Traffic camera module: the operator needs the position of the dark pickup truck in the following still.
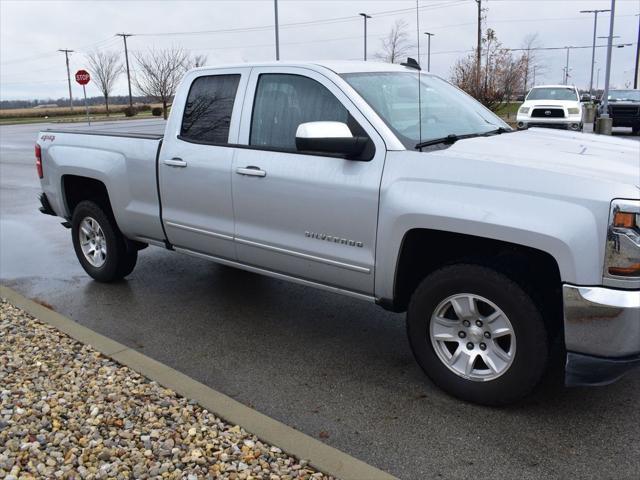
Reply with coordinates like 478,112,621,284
597,89,640,134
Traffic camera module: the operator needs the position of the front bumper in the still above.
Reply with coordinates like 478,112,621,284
516,117,583,130
563,285,640,386
611,118,640,128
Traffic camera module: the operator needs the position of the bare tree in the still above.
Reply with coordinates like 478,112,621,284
376,20,414,64
451,29,525,111
187,54,208,69
133,47,189,119
520,33,544,93
86,51,122,116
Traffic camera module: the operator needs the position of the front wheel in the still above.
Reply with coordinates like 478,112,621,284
71,201,137,282
407,264,548,406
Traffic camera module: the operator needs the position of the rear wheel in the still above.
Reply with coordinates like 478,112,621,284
71,200,137,282
407,264,548,406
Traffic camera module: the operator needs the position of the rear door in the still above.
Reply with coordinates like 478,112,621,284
231,66,387,295
159,68,249,259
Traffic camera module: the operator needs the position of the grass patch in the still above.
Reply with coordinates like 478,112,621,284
495,102,522,119
0,110,157,125
0,103,165,125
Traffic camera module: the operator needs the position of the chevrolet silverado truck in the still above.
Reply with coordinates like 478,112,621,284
36,61,640,405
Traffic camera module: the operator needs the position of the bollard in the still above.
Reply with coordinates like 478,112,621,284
595,116,613,135
583,105,596,124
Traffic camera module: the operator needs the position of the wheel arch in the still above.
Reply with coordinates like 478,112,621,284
61,174,115,220
381,229,563,332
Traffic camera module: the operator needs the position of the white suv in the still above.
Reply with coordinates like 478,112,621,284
517,85,583,131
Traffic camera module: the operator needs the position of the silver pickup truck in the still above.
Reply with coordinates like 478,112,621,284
36,61,640,405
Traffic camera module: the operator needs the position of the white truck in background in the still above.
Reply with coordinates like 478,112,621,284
517,84,584,131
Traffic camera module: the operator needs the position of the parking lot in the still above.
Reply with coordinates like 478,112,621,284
1,120,639,479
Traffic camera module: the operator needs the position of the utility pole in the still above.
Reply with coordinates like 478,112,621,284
424,32,435,72
359,13,371,61
580,9,610,97
597,0,616,135
58,49,74,110
116,34,134,108
274,0,280,60
564,47,571,85
634,14,639,89
475,0,482,93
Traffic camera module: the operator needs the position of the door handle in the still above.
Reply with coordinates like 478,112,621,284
163,158,187,168
236,166,266,177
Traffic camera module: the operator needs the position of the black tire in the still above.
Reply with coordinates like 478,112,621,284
407,264,548,406
71,200,137,282
633,126,639,136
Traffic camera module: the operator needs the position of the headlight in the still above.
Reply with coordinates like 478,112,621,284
604,199,640,279
518,107,529,114
567,107,580,115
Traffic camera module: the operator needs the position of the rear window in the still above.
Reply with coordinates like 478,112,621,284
180,74,240,144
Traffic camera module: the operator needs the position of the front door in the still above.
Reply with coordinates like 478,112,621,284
231,67,386,295
159,69,248,259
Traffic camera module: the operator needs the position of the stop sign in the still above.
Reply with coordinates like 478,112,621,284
75,69,90,85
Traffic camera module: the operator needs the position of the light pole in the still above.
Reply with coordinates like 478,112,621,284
635,14,639,89
274,0,280,60
359,13,371,61
580,9,610,97
597,0,616,135
424,32,435,72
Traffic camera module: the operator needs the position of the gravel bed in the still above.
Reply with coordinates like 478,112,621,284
0,299,334,480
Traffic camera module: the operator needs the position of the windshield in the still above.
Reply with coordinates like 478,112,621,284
341,72,508,149
526,87,578,101
608,90,640,102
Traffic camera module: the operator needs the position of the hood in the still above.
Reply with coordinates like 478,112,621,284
442,128,640,189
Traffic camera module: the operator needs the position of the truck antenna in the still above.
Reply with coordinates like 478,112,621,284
416,0,423,145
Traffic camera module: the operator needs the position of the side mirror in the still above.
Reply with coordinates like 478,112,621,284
516,95,525,102
295,121,368,159
580,93,592,102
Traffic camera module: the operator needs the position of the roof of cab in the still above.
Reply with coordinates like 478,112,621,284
189,60,423,75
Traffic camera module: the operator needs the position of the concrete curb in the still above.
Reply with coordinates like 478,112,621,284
1,285,397,480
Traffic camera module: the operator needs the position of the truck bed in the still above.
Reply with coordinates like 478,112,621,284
38,127,166,245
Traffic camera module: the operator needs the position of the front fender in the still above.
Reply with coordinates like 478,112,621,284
374,152,612,301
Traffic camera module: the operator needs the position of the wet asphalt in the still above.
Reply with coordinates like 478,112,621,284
1,119,639,480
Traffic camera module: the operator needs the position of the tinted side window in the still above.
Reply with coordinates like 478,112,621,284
180,74,240,143
250,74,349,150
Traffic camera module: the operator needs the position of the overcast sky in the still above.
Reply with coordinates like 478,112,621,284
1,0,638,101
